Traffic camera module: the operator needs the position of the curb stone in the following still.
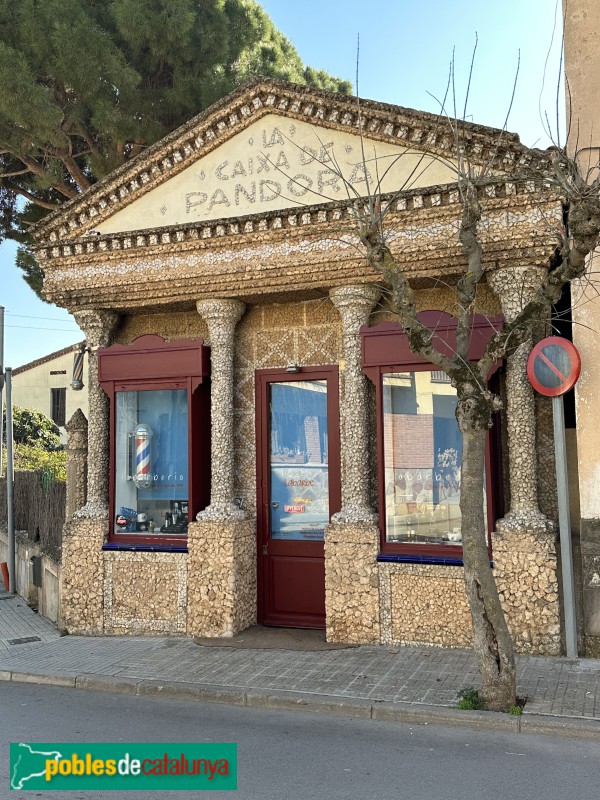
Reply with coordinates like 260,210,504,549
245,689,373,718
137,680,246,706
76,675,140,695
372,701,520,732
2,670,600,740
11,672,75,688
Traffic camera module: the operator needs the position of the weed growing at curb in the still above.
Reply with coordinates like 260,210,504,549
456,687,485,711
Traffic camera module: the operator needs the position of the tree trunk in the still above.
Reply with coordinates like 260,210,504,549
459,405,516,711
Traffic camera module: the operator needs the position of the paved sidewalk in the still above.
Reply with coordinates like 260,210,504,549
2,587,600,739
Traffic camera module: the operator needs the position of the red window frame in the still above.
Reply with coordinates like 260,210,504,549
98,334,211,547
361,311,504,559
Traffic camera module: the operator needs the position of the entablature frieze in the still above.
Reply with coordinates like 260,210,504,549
36,182,562,264
37,185,563,314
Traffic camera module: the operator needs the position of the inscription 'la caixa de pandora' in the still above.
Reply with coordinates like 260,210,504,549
184,126,374,217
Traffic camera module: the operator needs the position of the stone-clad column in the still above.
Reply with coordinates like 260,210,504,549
329,285,380,523
488,267,550,529
195,298,246,518
73,309,119,517
326,285,381,645
61,309,117,635
488,267,560,656
188,298,255,638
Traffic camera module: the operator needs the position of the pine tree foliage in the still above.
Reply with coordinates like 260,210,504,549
0,0,351,295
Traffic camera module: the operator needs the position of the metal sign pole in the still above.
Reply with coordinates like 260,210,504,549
552,394,578,658
6,368,15,594
0,305,4,479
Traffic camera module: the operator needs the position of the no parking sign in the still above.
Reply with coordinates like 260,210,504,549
527,335,580,657
527,336,581,397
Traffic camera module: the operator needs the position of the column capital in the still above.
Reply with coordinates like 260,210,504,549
329,285,381,321
487,266,546,322
196,298,245,330
73,309,119,349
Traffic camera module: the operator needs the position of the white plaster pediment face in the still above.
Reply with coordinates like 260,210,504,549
95,114,459,234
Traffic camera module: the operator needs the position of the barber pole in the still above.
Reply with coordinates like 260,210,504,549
134,423,153,488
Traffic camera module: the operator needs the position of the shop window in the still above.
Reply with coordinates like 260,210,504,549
114,389,190,536
98,335,210,547
361,313,504,560
382,370,485,547
50,387,66,427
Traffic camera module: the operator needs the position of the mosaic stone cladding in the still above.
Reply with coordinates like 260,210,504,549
104,552,187,635
43,80,569,653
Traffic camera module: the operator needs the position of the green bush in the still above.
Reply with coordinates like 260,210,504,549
9,407,63,452
2,444,66,482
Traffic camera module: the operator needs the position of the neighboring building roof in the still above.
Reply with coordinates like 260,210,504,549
12,342,85,377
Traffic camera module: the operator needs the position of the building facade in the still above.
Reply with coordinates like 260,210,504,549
11,344,88,445
564,0,600,656
32,79,569,652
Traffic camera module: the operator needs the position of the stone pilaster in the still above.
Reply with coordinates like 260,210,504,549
329,285,380,523
488,267,549,530
195,298,246,519
326,286,381,644
72,309,119,519
64,409,88,519
190,298,255,637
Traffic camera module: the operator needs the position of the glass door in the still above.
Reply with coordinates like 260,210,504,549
256,368,340,628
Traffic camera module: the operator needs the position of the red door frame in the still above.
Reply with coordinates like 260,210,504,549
255,366,341,628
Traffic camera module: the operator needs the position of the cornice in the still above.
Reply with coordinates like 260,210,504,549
35,178,559,264
31,77,550,246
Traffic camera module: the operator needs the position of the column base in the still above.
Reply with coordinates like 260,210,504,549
73,501,109,519
60,516,107,635
331,506,378,525
196,503,246,521
187,517,256,637
492,526,561,654
324,520,380,644
495,511,553,533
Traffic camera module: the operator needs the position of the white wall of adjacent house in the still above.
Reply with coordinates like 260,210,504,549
564,0,600,520
11,348,89,445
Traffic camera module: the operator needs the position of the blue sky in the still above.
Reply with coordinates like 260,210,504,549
0,0,564,368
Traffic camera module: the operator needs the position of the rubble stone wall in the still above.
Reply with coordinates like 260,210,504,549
492,528,561,655
103,551,187,635
379,562,473,648
325,522,380,644
60,517,106,635
187,518,256,637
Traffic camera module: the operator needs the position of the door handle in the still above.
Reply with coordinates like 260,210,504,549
271,501,279,509
262,544,268,556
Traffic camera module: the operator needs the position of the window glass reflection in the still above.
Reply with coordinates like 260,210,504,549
269,381,329,542
383,371,485,545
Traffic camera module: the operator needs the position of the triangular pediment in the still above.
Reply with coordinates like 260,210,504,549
33,78,534,244
94,114,460,233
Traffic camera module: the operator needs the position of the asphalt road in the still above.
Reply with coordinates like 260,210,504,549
1,682,599,799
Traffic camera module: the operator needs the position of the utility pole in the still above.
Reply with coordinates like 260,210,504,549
5,368,15,593
0,305,4,479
